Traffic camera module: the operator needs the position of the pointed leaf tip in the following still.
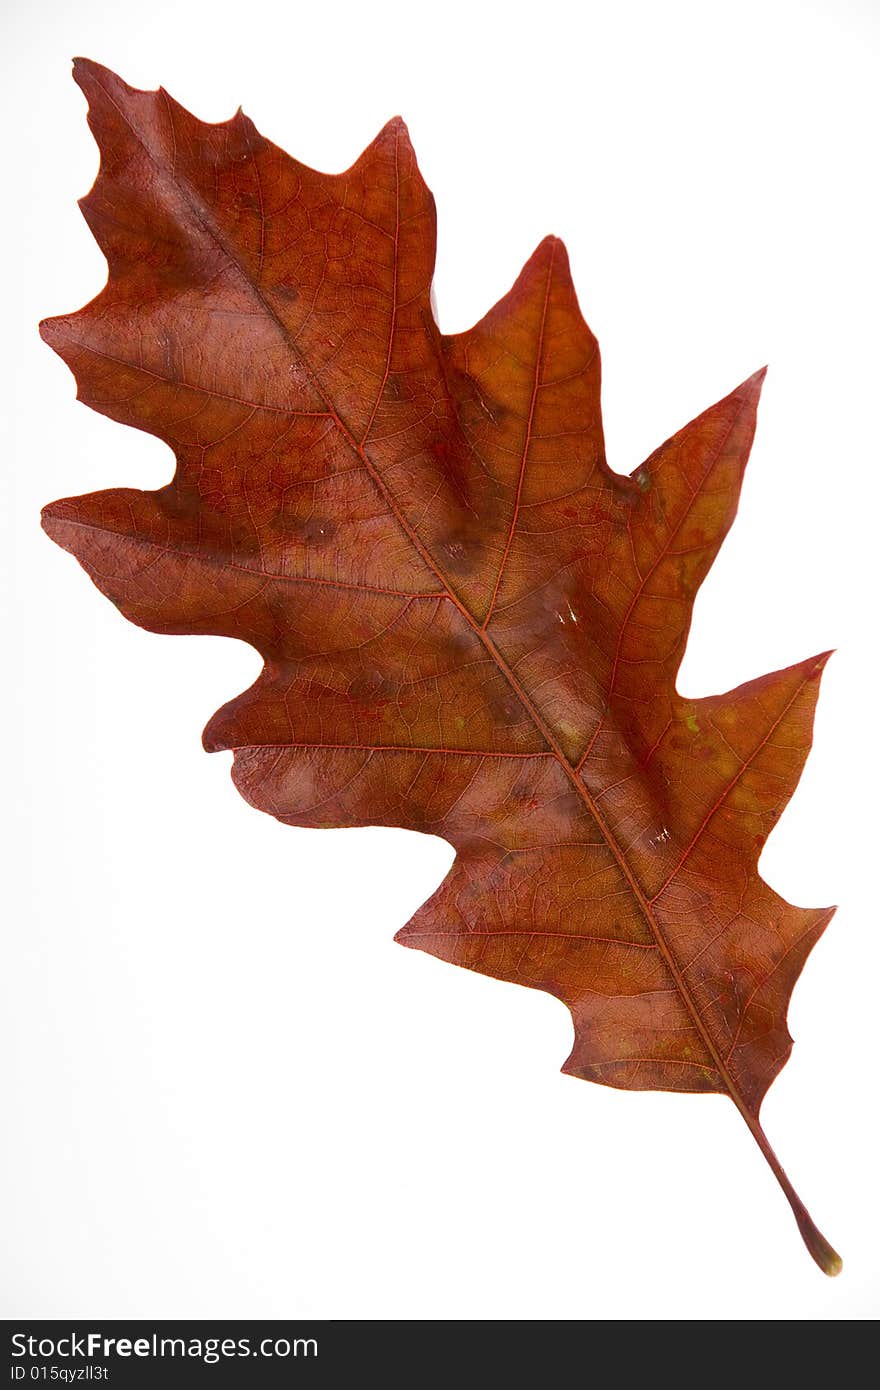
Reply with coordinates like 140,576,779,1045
808,649,835,680
377,114,412,145
513,235,573,293
71,56,104,87
39,316,63,348
534,233,568,263
738,365,767,399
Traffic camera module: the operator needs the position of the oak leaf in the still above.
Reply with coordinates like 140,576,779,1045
41,60,839,1274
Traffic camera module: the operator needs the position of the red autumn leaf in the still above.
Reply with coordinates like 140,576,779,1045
41,59,839,1274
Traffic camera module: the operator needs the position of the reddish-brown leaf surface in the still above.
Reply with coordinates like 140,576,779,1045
41,60,839,1274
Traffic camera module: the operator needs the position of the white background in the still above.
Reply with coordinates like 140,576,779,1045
3,0,878,1320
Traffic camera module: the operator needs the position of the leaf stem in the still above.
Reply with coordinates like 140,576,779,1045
736,1107,842,1276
